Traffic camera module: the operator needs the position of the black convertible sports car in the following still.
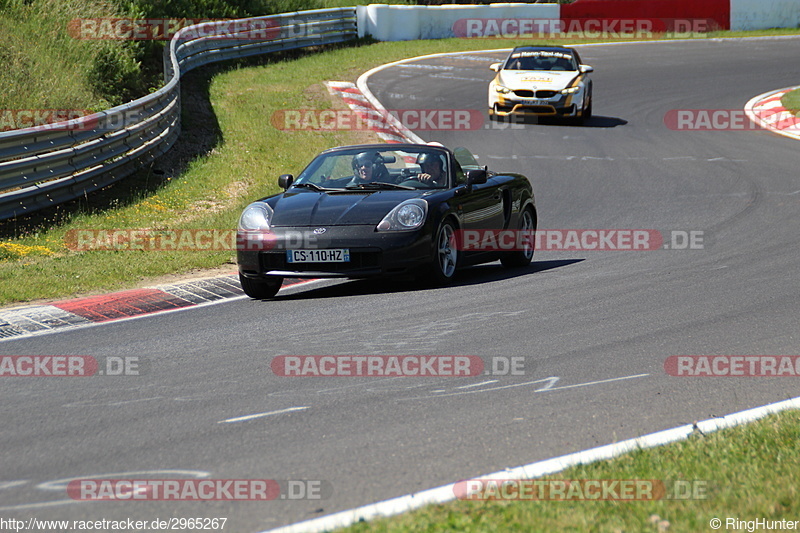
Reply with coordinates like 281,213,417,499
236,143,537,298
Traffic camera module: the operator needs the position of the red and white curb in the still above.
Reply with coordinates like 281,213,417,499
0,276,314,341
746,86,800,141
0,275,245,340
261,395,800,533
325,81,421,144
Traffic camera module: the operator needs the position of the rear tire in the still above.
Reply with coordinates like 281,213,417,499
501,207,536,268
239,273,283,299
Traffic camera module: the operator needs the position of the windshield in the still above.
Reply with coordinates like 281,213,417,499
453,147,481,171
504,50,578,71
294,147,451,190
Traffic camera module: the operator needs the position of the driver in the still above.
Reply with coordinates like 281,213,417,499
415,152,446,187
349,151,390,186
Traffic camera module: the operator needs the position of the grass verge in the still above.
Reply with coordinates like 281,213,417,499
338,409,800,533
781,87,800,116
2,29,800,305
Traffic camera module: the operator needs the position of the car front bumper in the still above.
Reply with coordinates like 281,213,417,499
490,92,584,117
237,225,431,279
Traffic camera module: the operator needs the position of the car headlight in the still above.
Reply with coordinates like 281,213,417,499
494,85,512,95
238,202,274,231
377,199,427,231
561,86,581,95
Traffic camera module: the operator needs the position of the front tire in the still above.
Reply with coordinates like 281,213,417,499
579,89,593,124
501,207,536,268
239,273,283,299
426,219,460,285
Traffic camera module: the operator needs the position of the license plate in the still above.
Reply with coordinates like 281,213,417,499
287,249,350,263
521,99,549,106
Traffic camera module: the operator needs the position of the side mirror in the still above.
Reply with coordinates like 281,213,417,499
465,169,487,186
579,64,594,74
278,174,294,189
489,62,501,72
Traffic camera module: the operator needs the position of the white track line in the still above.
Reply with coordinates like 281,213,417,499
262,396,800,533
218,406,310,424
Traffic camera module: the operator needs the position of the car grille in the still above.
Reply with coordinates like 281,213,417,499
260,249,382,272
512,89,559,99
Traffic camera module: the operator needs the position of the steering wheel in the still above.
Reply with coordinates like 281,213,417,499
399,177,433,188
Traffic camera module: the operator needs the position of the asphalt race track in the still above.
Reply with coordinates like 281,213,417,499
1,38,799,531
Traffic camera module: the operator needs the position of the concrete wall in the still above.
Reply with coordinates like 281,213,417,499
730,0,800,30
357,3,559,41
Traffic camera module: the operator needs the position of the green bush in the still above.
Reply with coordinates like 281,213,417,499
88,44,146,107
0,0,125,110
782,88,800,115
110,0,329,20
0,0,404,114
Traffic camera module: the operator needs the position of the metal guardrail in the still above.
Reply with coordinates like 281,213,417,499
0,8,357,220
